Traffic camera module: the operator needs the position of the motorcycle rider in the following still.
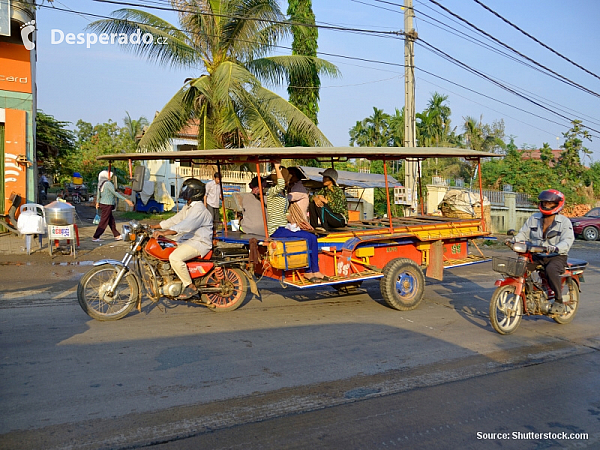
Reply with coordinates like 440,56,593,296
512,189,575,314
150,178,213,300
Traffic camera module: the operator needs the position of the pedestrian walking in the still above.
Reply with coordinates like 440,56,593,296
92,170,133,242
204,172,222,233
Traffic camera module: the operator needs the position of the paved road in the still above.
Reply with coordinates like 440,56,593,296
0,240,598,449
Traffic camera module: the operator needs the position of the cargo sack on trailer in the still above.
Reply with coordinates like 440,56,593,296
268,239,309,270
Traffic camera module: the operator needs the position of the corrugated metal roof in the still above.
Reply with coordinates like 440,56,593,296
299,166,398,189
97,146,501,162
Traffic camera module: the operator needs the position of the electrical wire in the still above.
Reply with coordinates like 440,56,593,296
472,0,600,82
37,1,600,140
426,0,600,99
417,38,600,136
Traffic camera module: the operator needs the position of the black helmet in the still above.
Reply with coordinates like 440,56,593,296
179,178,205,202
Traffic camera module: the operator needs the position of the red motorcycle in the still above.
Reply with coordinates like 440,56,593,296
78,220,255,320
489,236,587,335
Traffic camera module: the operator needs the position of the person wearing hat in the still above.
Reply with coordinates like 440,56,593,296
309,168,348,233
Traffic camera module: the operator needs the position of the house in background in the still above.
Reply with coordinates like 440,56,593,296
520,148,563,166
141,122,253,203
1,0,37,223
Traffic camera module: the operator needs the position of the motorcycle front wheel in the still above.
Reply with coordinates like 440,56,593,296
489,285,523,335
78,265,140,321
200,267,248,312
553,278,580,324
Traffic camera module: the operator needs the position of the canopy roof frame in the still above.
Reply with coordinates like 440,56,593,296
97,146,501,164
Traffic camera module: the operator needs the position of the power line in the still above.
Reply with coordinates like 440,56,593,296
85,0,405,38
417,38,600,136
38,1,599,139
359,0,600,101
426,0,600,99
472,0,600,82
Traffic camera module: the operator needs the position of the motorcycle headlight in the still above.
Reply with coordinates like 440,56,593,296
122,224,132,241
512,242,528,253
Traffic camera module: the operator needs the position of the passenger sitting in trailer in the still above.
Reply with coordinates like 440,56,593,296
267,162,328,283
308,168,348,233
236,176,267,235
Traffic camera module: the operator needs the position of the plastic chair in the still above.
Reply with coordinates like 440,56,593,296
19,203,46,255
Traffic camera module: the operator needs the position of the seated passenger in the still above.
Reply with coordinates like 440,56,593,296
309,168,348,233
236,176,267,236
287,166,313,231
268,163,328,282
150,178,213,300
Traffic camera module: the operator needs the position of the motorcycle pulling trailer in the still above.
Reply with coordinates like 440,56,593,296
84,146,499,319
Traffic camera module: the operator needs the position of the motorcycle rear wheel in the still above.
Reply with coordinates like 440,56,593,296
78,265,140,321
489,285,523,335
199,267,248,312
553,278,580,324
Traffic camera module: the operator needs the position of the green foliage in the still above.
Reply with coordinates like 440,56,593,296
87,0,339,151
36,110,77,178
287,0,320,127
67,119,132,184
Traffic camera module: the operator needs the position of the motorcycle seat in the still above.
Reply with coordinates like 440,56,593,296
567,258,588,271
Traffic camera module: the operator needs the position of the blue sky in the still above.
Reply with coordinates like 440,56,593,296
34,0,600,161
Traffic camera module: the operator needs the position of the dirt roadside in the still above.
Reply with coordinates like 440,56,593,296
0,199,160,265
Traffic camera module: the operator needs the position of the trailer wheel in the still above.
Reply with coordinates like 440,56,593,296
380,258,425,311
148,206,159,214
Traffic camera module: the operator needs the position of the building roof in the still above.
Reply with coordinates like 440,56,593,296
299,166,398,189
520,149,563,160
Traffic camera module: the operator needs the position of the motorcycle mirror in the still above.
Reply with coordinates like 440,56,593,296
546,230,559,239
507,229,516,236
131,166,146,192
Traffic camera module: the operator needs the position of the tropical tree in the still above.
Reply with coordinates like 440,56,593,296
556,120,592,181
69,120,132,184
387,107,405,147
287,0,319,125
36,110,77,179
349,107,390,147
88,0,339,151
462,116,505,153
122,112,149,152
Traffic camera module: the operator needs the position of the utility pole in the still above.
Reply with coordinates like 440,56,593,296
404,0,418,214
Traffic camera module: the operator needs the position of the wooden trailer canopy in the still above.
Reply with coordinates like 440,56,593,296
97,146,500,163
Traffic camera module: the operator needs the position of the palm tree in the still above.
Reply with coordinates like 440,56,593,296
349,107,390,147
88,0,339,150
387,107,404,147
123,112,149,141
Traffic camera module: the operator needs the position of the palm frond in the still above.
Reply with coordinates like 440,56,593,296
244,84,331,147
247,55,339,87
86,9,199,68
138,85,197,151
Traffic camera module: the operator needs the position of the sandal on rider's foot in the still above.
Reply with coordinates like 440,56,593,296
177,285,198,300
551,302,566,314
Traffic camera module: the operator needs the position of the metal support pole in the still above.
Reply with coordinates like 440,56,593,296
477,158,486,232
404,0,418,215
383,159,394,233
256,162,269,239
216,162,228,237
